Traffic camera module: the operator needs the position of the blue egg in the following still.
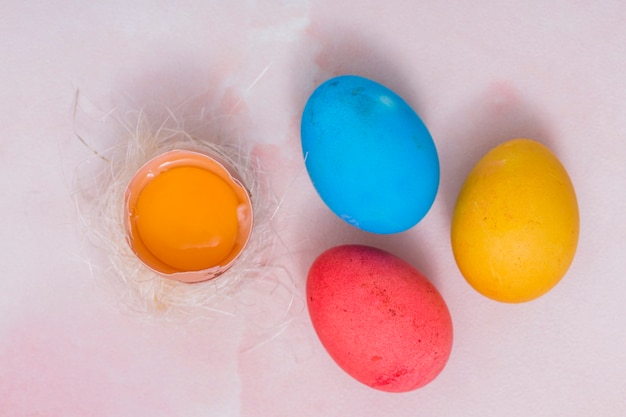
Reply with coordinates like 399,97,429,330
301,75,439,234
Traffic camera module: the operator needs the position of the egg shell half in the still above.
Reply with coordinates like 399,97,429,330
301,75,439,234
307,245,453,392
451,138,579,303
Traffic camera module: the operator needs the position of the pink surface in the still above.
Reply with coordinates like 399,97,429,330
1,1,626,416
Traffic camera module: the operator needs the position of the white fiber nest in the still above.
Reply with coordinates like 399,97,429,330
74,108,289,322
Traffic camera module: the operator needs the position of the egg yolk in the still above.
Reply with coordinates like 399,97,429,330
134,166,240,272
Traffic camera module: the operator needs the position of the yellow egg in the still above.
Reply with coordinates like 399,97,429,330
451,139,579,303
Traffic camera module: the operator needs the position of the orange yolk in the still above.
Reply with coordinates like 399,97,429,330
134,166,240,272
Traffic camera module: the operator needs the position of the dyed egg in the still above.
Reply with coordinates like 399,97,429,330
307,245,453,392
301,75,439,234
451,139,579,303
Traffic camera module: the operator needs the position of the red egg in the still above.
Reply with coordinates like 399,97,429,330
307,245,453,392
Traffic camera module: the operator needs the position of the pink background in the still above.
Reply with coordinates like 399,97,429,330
1,1,625,416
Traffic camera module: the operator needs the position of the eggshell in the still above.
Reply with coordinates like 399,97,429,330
451,138,579,303
307,245,453,392
301,75,439,234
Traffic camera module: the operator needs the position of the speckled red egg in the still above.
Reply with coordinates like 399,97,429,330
307,245,453,392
